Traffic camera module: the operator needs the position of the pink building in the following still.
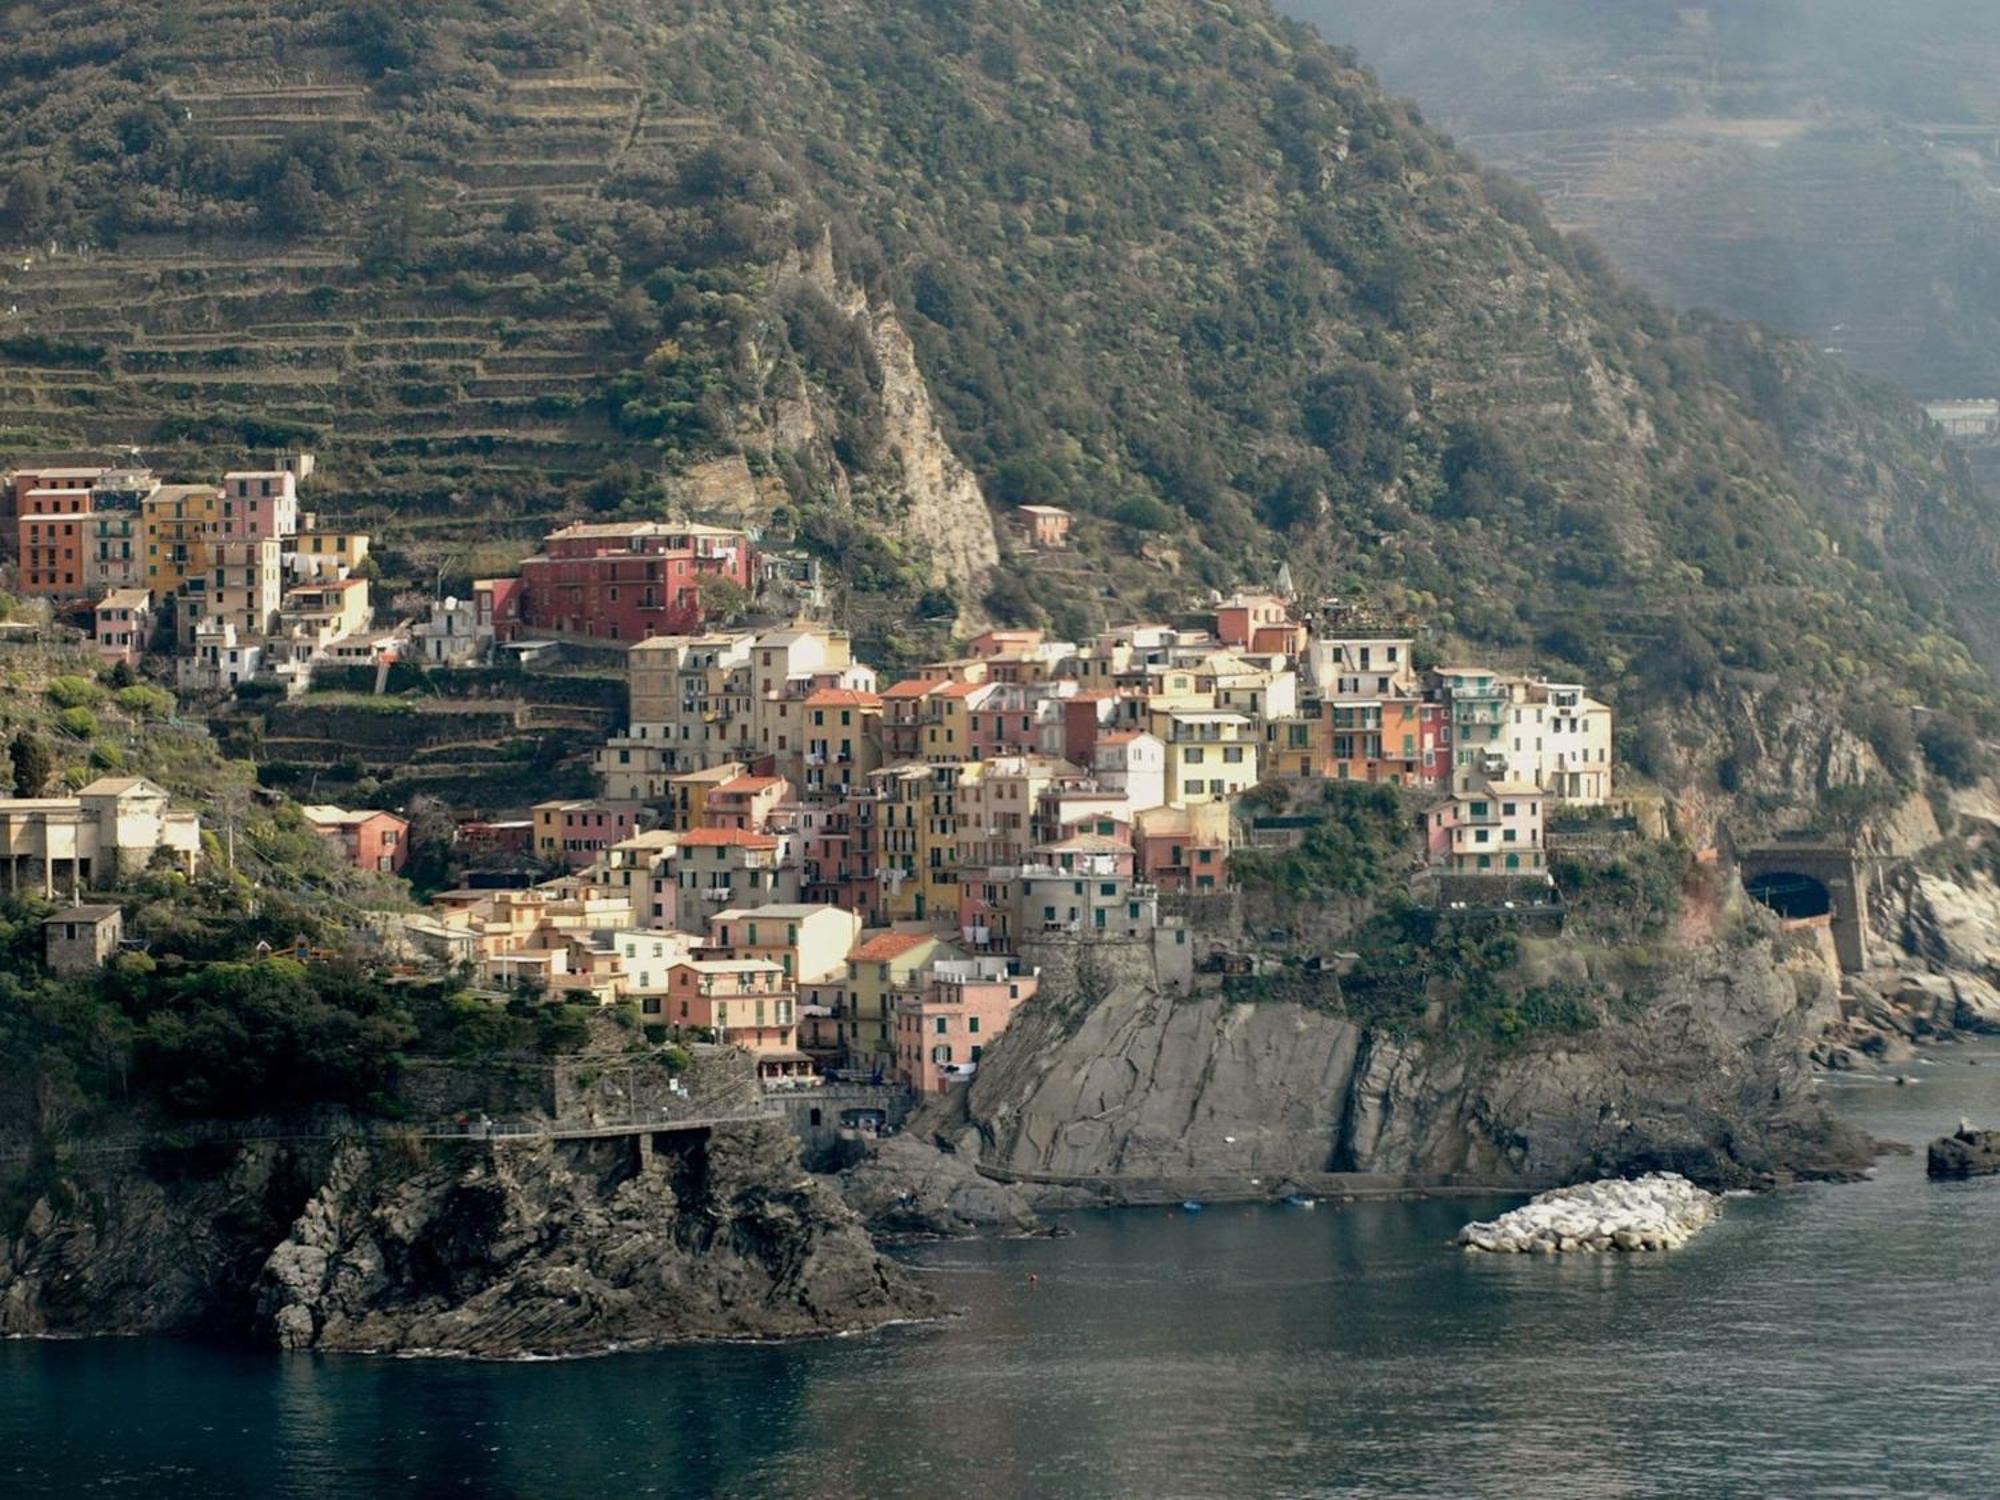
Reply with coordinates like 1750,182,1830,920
94,589,153,665
966,683,1041,761
893,956,1039,1093
217,471,299,541
474,577,524,642
533,799,647,869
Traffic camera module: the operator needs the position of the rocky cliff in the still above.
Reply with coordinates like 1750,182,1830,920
968,931,1868,1198
1,1120,933,1356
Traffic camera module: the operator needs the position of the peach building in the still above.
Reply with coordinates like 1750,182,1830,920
1016,504,1072,549
18,486,92,598
302,805,410,874
894,956,1039,1093
657,957,811,1081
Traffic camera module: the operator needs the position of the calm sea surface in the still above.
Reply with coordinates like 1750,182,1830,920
6,1056,2000,1499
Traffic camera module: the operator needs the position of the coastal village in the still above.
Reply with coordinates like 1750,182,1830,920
1,454,1621,1098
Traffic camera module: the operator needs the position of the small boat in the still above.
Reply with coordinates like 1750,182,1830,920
1181,1200,1205,1213
1284,1194,1317,1209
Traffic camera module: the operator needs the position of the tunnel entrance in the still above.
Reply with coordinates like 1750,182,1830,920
1744,870,1834,921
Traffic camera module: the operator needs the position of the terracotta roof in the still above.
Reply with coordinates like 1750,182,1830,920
851,931,934,961
717,776,785,793
881,679,940,699
933,679,993,700
675,828,780,849
804,688,881,708
1040,834,1133,854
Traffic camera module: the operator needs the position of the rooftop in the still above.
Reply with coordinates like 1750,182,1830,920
42,904,121,924
676,828,781,849
852,931,935,962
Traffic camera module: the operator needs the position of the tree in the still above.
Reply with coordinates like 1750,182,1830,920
2,167,49,240
10,731,51,797
401,794,459,897
503,193,548,234
265,161,324,235
1918,714,1988,787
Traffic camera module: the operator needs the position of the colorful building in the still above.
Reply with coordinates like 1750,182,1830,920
17,485,92,598
516,521,754,643
94,589,153,665
893,956,1039,1093
302,805,410,874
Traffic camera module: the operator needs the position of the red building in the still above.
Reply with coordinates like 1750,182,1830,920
515,522,753,644
302,805,410,874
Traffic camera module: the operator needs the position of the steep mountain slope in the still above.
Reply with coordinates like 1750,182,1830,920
1,0,1995,736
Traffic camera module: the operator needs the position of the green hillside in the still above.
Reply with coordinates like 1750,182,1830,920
2,0,1996,740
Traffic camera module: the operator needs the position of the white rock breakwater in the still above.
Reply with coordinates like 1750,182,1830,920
1456,1173,1719,1254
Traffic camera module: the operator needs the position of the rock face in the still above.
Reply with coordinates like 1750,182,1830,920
2,1122,933,1356
1457,1174,1719,1254
1926,1121,2000,1179
834,1134,1044,1239
968,936,1870,1196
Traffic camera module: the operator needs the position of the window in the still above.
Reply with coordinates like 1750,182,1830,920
935,1016,948,1035
968,1016,980,1034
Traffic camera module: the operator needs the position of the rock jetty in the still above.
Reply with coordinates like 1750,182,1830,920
1926,1119,2000,1179
1456,1173,1719,1254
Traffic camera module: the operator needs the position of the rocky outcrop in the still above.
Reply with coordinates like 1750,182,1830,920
1900,872,2000,997
1,1121,933,1356
257,1121,930,1356
1926,1121,2000,1179
1457,1174,1720,1254
753,233,1000,608
968,934,1870,1197
834,1134,1044,1239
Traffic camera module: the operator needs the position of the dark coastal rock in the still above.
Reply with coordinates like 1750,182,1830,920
835,1133,1044,1239
1926,1121,2000,1179
967,935,1872,1197
0,1121,933,1355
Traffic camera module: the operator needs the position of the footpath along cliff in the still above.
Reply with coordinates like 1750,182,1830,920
0,1056,933,1356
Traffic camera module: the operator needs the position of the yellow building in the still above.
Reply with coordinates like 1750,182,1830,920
922,680,996,762
287,528,371,581
868,764,929,923
141,483,220,598
1155,708,1260,806
842,929,963,1072
275,575,372,657
919,762,978,920
663,762,747,832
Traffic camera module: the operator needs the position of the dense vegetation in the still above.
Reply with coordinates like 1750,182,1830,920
1,1,1995,737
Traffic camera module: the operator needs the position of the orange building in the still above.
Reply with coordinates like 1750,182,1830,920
1318,698,1450,786
18,486,93,598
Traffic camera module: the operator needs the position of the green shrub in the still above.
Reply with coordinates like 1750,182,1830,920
114,684,175,720
55,707,99,740
46,676,105,710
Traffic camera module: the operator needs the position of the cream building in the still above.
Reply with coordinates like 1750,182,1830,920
0,777,201,895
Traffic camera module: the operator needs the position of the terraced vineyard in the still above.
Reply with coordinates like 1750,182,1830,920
0,49,724,573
